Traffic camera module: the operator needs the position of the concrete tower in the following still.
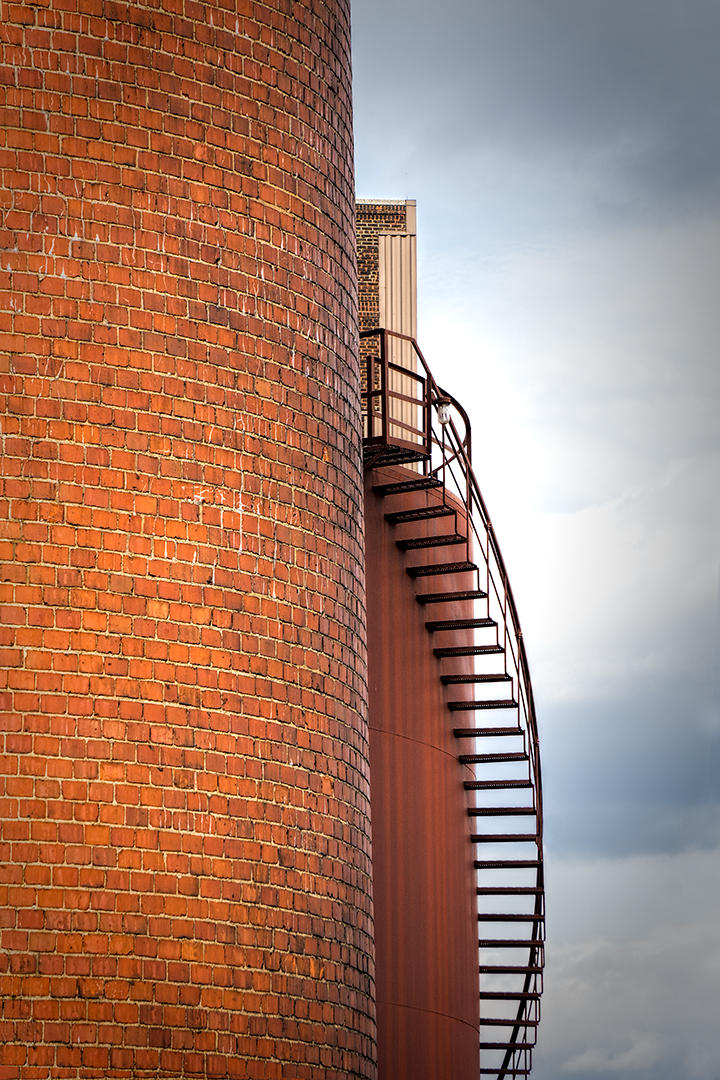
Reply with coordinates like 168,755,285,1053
0,3,374,1077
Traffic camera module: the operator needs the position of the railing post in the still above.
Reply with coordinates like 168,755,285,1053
380,329,388,444
424,362,432,460
503,567,509,678
465,452,471,565
364,335,371,439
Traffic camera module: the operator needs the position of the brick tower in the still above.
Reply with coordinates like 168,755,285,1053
0,3,374,1078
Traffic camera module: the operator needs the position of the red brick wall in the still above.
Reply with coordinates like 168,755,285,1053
0,2,374,1077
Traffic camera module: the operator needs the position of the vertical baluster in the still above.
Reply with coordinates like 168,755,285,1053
380,328,388,444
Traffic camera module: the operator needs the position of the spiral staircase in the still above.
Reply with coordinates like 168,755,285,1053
362,328,545,1080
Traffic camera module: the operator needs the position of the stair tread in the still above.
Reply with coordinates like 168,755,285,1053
454,726,522,737
434,644,503,657
365,448,425,469
481,972,544,980
478,913,544,922
479,1071,531,1077
479,992,541,999
417,588,487,604
385,504,454,524
373,476,441,495
450,699,517,711
480,1041,535,1050
465,779,532,790
459,751,529,764
408,560,476,578
442,672,510,684
475,860,540,869
398,532,465,551
426,616,496,631
481,1017,539,1027
471,833,539,843
476,887,542,895
479,938,540,947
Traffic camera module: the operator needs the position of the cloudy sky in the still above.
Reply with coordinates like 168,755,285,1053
352,3,720,1078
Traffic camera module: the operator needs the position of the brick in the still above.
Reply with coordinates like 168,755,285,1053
0,2,372,1077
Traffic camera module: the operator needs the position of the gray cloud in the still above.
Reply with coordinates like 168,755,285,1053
422,216,720,515
354,0,720,230
535,851,720,1080
542,677,720,858
544,761,720,860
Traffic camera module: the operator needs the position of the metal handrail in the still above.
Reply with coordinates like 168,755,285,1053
361,328,544,1080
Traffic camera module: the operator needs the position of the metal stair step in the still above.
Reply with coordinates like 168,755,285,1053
450,698,517,711
397,532,465,551
454,726,522,738
475,860,540,870
365,444,428,469
417,588,487,604
479,939,538,948
479,965,543,975
442,672,510,684
479,1071,531,1077
469,806,536,817
434,643,502,657
471,833,539,843
480,1041,535,1051
385,504,455,524
407,559,476,578
481,1017,539,1027
478,913,544,922
465,779,532,791
426,616,496,632
372,475,442,496
459,751,528,764
476,887,542,896
479,991,541,1000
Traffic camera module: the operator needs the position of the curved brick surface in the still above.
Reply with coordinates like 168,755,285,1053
0,2,373,1077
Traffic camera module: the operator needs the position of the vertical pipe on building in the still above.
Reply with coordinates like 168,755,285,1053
0,2,374,1077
